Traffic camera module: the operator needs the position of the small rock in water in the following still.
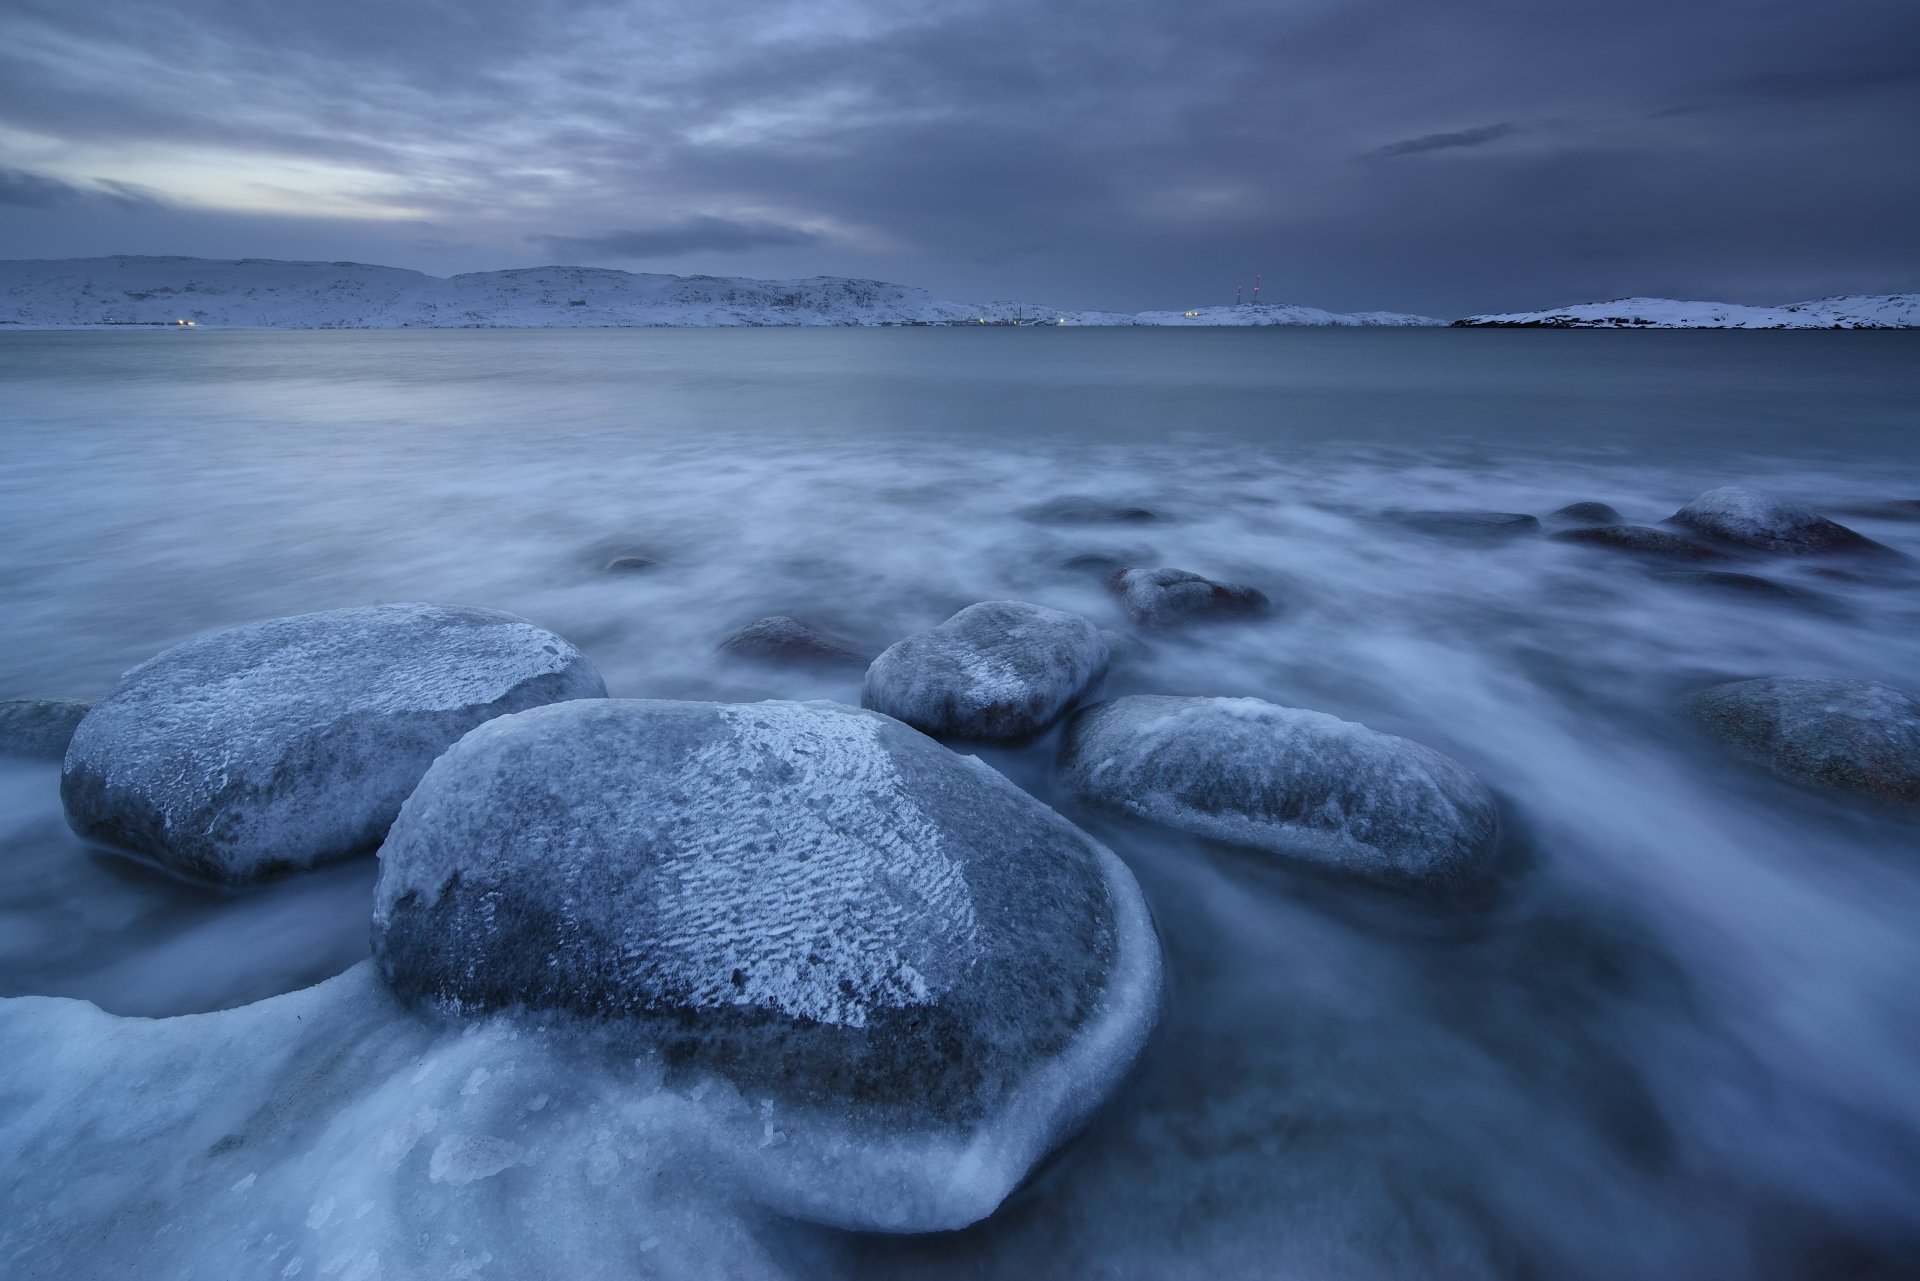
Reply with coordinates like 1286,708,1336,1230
1837,499,1920,522
1550,502,1626,526
1109,567,1269,627
1020,496,1158,525
1060,695,1499,887
719,616,865,666
0,699,92,759
1550,524,1727,560
604,554,657,572
1685,677,1920,804
1649,569,1812,601
373,697,1161,1230
62,603,606,884
862,601,1108,740
1382,509,1541,540
1665,487,1893,556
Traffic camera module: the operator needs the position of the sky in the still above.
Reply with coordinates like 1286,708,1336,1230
0,0,1916,316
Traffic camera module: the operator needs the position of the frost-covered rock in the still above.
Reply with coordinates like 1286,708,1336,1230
1061,696,1499,886
1550,502,1625,526
1666,487,1891,556
372,697,1161,1229
1109,567,1269,627
719,615,866,665
0,699,91,759
1685,677,1920,803
1383,509,1541,540
61,604,605,883
862,601,1108,740
1550,524,1726,560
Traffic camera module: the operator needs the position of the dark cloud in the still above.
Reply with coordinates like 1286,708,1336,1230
1,0,1916,312
1370,124,1521,159
0,167,157,210
530,216,819,261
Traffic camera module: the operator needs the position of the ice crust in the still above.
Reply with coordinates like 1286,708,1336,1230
1667,487,1886,555
861,601,1108,740
61,603,606,882
1686,677,1920,803
372,697,1163,1218
1061,696,1500,886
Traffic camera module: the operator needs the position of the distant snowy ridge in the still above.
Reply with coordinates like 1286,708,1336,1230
1455,294,1920,329
0,256,1439,330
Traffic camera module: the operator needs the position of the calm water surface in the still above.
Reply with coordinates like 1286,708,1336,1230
2,327,1918,1279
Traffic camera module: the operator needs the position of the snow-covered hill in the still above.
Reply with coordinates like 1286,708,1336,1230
1454,294,1920,329
0,256,1439,329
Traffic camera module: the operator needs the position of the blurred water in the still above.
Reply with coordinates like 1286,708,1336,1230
3,326,1919,1277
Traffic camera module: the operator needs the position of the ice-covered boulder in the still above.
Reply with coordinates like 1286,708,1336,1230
1109,567,1269,627
719,615,866,665
1061,695,1499,886
1550,524,1726,560
372,697,1161,1230
1666,487,1891,556
1685,677,1920,804
0,698,91,759
862,600,1108,740
61,604,605,884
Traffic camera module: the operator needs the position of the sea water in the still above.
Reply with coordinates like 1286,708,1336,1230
2,326,1918,1278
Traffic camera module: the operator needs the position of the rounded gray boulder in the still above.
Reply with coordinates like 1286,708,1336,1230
1685,677,1920,804
372,697,1161,1230
62,603,606,883
1109,567,1270,627
1061,695,1500,886
862,600,1108,740
1666,487,1891,556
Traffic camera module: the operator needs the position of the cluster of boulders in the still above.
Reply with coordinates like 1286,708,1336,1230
7,482,1915,1230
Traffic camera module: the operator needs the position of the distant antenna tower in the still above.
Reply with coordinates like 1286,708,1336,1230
1235,283,1243,307
1253,273,1262,306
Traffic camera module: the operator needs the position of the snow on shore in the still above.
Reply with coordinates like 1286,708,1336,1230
0,256,1440,330
1455,294,1920,329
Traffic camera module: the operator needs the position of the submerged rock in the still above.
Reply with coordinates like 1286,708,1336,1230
862,601,1108,740
1383,509,1541,540
1020,496,1158,525
373,697,1161,1229
719,616,865,665
62,604,606,884
1061,695,1498,887
1110,567,1269,627
1550,524,1726,560
1550,502,1625,526
1649,569,1812,601
1666,487,1892,556
604,554,657,572
0,699,92,760
1685,677,1920,804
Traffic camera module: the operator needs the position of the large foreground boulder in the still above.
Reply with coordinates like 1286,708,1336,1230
62,604,605,883
1061,696,1499,887
1110,567,1269,627
372,697,1161,1229
1666,487,1891,556
1685,677,1920,804
0,699,92,760
862,601,1108,740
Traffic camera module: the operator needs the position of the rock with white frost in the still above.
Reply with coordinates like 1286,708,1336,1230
1109,567,1270,627
1685,677,1920,804
372,697,1161,1229
61,603,605,883
0,699,92,759
1666,487,1891,556
862,601,1108,740
1061,695,1499,886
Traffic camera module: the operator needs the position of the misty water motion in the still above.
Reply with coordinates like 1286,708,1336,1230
2,327,1919,1279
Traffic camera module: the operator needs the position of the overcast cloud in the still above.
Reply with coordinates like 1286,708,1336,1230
0,0,1915,313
